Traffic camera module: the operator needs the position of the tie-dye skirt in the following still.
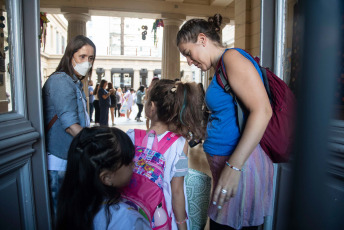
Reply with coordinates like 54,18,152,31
206,144,274,229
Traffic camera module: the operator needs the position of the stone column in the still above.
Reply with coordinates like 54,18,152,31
147,70,154,87
63,13,91,43
105,69,111,83
220,17,231,44
120,17,124,55
133,69,140,90
161,14,185,80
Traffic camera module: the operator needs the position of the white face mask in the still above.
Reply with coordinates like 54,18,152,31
73,58,92,76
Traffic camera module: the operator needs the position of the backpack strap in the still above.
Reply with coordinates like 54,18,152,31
215,50,246,133
157,132,181,154
134,129,148,147
141,129,159,151
45,114,58,133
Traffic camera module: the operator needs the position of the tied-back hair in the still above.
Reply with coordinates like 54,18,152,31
54,35,96,80
99,79,108,89
138,85,145,92
147,79,206,140
176,14,223,46
94,83,100,97
107,82,114,91
56,127,135,230
98,79,108,98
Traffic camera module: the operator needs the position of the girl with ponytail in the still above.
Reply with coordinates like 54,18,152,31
126,79,206,230
177,14,274,230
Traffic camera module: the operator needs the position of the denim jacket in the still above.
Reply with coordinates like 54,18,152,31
43,72,88,159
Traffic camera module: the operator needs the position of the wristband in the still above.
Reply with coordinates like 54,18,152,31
176,215,188,225
225,161,244,172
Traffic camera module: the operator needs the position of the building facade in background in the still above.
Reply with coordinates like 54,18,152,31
40,14,234,90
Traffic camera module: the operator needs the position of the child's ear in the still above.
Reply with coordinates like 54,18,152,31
99,170,113,187
151,101,156,111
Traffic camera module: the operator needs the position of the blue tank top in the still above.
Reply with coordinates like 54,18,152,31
203,48,263,156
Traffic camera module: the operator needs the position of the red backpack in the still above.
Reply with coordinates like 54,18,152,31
216,48,296,163
122,129,181,229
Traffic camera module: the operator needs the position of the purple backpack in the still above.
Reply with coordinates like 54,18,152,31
216,48,296,163
122,129,181,229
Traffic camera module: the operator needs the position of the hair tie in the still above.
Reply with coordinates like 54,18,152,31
179,88,187,125
171,85,177,93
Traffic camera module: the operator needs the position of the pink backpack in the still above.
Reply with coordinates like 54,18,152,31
122,129,181,229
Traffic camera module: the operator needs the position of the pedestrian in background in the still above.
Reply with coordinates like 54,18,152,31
107,82,117,126
88,80,94,122
135,85,145,122
93,83,100,126
98,79,114,126
124,88,134,120
116,88,123,117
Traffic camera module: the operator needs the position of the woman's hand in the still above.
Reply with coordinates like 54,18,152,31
212,163,241,209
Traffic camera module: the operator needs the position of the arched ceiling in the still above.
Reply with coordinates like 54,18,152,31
40,0,235,20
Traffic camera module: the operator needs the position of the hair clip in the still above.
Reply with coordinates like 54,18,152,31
188,131,193,139
171,86,177,93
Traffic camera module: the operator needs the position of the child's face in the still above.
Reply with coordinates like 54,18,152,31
106,161,135,188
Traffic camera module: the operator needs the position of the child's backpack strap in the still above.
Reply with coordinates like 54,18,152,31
158,132,181,154
141,129,159,151
134,129,148,147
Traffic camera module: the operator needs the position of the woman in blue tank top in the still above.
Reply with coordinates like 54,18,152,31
177,14,274,230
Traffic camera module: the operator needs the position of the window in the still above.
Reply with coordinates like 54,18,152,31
123,74,131,87
61,36,65,54
55,31,59,54
50,25,53,49
0,9,12,114
112,73,121,88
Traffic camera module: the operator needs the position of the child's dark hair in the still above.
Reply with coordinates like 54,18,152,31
176,14,223,46
147,79,206,140
56,127,135,230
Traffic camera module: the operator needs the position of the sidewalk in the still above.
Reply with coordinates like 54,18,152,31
108,116,147,133
91,105,147,133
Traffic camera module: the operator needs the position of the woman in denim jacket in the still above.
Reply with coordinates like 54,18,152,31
42,35,96,220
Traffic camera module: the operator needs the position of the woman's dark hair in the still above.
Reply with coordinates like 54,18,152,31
54,35,96,80
93,83,100,97
176,14,222,46
56,127,135,230
147,79,206,140
138,85,145,92
99,79,108,89
107,82,113,91
198,82,210,124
